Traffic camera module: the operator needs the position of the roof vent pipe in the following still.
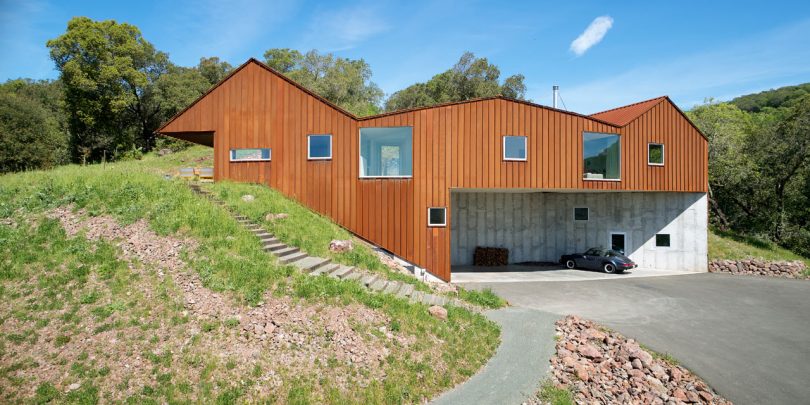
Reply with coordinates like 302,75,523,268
553,85,559,109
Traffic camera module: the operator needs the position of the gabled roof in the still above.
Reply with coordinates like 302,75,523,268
590,96,667,126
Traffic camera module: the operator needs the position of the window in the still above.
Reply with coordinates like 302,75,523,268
503,136,527,161
230,148,271,162
583,132,620,180
428,207,446,227
610,233,626,253
359,127,413,177
648,143,664,166
655,234,671,247
308,135,332,160
573,207,589,221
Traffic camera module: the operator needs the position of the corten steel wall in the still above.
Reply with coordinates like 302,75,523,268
159,60,708,281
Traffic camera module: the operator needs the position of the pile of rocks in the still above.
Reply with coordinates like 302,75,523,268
546,316,730,404
709,259,807,279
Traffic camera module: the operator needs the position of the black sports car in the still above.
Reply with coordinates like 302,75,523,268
560,248,637,274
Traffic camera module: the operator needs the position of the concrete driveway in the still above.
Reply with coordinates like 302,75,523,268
460,273,810,405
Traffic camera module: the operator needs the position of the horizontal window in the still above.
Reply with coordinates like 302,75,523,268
573,207,589,221
648,143,664,166
655,234,671,247
308,134,332,160
503,136,527,161
360,127,413,177
583,132,620,180
230,148,271,162
428,207,446,227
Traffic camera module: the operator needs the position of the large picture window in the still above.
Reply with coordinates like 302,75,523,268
230,148,271,162
583,132,620,180
359,127,413,177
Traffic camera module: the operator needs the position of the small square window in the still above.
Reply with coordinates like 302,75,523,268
308,134,332,160
573,207,589,221
503,136,527,161
428,207,446,227
655,234,671,247
648,143,664,166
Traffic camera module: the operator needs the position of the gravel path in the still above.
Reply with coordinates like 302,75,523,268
430,307,559,405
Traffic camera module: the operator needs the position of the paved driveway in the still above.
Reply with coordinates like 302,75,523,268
460,273,810,405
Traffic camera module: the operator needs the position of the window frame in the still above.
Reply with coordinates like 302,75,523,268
307,134,333,160
427,207,447,227
582,132,621,182
654,233,671,248
358,126,414,179
503,135,528,161
648,143,665,166
229,148,271,162
573,207,589,221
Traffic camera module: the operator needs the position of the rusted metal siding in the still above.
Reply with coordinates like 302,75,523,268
159,60,708,281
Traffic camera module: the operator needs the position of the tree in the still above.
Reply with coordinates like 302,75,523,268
0,92,68,172
263,48,383,116
197,56,233,86
47,17,169,161
384,52,527,112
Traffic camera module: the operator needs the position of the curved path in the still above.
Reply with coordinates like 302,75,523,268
430,307,558,405
460,273,810,405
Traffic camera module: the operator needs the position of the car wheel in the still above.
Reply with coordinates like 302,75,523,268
565,259,576,269
603,263,617,274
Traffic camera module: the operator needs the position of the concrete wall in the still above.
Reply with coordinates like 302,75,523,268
450,191,708,272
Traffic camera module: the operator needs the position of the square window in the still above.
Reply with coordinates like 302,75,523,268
428,207,446,227
655,234,671,247
648,143,664,165
360,127,413,177
230,148,271,161
583,132,620,180
308,135,332,160
503,136,527,161
573,207,589,221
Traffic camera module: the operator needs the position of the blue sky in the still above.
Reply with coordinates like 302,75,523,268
2,0,809,113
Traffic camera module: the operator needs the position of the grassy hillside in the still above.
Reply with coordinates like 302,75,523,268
709,229,810,267
0,147,500,404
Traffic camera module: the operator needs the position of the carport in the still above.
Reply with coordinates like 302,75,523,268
449,190,708,282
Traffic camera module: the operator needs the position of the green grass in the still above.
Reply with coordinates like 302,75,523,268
456,287,507,309
536,380,574,405
709,228,810,267
0,146,502,404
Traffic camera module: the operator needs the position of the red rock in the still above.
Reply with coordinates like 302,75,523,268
428,305,447,321
578,344,602,359
564,341,576,351
699,390,714,402
670,367,683,382
575,364,590,381
686,391,700,402
672,388,688,401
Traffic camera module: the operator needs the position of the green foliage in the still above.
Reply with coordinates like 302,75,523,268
709,229,810,267
384,52,527,112
456,287,507,309
197,56,233,86
0,90,68,172
731,82,810,112
536,380,574,405
263,48,383,116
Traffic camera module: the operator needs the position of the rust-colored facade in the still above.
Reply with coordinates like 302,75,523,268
159,59,708,281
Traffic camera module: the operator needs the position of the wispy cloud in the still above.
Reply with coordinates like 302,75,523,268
559,19,810,113
300,4,389,52
570,16,613,56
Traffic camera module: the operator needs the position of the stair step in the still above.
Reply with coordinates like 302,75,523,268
360,274,377,286
292,257,331,272
279,252,307,264
329,265,354,279
260,236,280,244
274,247,301,257
369,279,387,291
344,271,363,282
263,243,287,252
409,291,424,304
397,284,415,298
254,232,272,238
383,282,401,295
311,264,339,276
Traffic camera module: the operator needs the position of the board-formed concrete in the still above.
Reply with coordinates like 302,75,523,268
450,191,707,272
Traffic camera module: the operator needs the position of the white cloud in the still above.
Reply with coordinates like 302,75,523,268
300,4,389,51
570,16,613,57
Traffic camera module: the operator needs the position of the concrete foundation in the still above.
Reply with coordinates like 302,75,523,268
450,191,708,272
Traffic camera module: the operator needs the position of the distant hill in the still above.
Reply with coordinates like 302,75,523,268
730,83,810,112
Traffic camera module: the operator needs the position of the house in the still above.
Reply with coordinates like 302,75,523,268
158,58,708,282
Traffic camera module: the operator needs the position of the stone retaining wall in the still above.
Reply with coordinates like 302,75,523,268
709,259,807,279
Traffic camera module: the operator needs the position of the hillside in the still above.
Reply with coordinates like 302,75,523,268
0,147,500,404
729,82,810,112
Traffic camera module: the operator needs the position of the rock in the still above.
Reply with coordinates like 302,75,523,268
669,367,683,382
263,322,276,334
241,194,255,202
329,239,354,253
631,358,643,369
67,383,80,391
671,388,687,401
265,213,288,221
157,148,172,156
685,391,700,403
630,348,654,367
578,344,602,360
698,390,714,402
428,305,447,321
574,364,590,381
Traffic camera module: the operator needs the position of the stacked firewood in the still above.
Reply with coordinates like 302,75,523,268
473,247,509,266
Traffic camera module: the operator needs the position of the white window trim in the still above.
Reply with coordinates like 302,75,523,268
358,126,414,179
653,233,672,249
573,207,589,221
503,135,528,161
582,132,621,181
427,207,447,227
230,148,271,162
308,134,332,160
648,143,665,166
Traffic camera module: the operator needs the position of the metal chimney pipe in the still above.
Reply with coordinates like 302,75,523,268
553,85,559,108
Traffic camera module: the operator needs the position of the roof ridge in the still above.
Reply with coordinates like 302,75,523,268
589,95,667,117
